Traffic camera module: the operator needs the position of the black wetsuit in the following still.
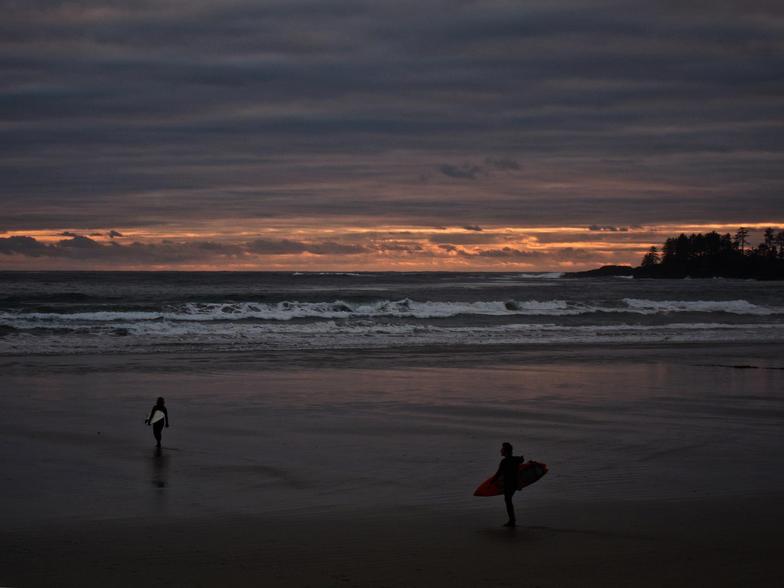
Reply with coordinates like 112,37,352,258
495,455,524,523
147,405,169,447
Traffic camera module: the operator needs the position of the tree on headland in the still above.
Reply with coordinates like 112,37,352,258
734,227,749,255
635,227,784,279
641,246,660,267
764,228,775,250
776,231,784,259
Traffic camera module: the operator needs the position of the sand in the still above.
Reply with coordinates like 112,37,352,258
3,498,781,587
1,344,782,586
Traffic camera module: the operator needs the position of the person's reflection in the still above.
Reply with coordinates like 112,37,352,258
151,446,169,489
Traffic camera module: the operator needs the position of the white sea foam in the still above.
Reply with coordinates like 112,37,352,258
518,272,565,279
2,297,782,324
2,319,783,356
622,298,782,315
0,299,578,322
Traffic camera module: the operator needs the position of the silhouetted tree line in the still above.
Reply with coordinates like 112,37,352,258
636,227,784,279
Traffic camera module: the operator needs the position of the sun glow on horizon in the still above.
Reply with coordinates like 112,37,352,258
2,221,782,271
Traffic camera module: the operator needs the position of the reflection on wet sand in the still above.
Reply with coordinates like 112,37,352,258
150,447,169,490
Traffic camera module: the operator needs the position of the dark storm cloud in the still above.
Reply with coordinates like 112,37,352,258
0,236,50,257
0,235,103,258
484,158,520,171
473,248,542,260
429,232,502,245
439,246,545,261
59,235,102,250
246,239,309,255
373,241,423,253
438,164,485,180
588,225,629,232
0,235,235,263
447,244,613,263
305,241,368,255
436,157,518,181
1,0,783,237
0,234,368,263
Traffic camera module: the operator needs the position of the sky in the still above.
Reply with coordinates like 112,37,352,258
1,0,783,270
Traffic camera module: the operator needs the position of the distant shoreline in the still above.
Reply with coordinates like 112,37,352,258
565,264,784,280
568,228,784,280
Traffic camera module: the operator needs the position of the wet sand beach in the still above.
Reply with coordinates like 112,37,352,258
3,497,781,587
1,344,782,586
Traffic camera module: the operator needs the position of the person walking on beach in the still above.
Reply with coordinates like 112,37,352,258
145,397,170,449
492,442,524,527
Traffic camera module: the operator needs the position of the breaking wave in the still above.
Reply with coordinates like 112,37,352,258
2,320,783,356
1,297,782,324
621,298,780,315
517,272,565,279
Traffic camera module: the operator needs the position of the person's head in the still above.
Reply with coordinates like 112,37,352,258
501,442,513,457
156,396,165,406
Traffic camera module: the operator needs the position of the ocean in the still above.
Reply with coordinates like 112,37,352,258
1,271,783,355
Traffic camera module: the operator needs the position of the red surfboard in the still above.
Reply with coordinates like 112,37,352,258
473,460,548,497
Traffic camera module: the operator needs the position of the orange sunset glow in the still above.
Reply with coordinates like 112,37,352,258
2,222,781,271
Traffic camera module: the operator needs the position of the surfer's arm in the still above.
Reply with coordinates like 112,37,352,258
163,407,170,427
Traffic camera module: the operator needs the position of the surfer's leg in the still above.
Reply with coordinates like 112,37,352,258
153,421,163,447
503,489,516,526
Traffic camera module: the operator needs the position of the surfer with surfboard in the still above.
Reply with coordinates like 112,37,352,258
473,443,548,527
493,442,524,527
145,397,170,448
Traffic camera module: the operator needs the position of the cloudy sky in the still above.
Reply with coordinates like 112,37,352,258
1,0,782,270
